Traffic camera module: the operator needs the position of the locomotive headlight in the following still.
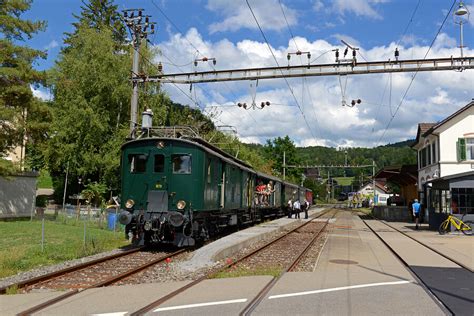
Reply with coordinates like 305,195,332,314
125,199,135,209
144,220,152,231
176,200,186,210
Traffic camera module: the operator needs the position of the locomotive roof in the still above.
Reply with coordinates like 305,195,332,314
122,136,303,188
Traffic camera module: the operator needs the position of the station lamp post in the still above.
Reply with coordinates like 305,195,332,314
454,1,470,58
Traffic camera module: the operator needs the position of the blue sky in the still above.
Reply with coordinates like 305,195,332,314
25,0,474,147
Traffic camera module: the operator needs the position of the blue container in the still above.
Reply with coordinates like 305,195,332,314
107,212,117,231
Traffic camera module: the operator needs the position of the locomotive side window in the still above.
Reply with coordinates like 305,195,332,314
207,158,211,183
172,154,192,174
129,154,147,173
154,154,165,173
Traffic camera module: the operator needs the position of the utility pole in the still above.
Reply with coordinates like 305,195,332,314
372,160,376,206
122,9,156,138
283,151,286,181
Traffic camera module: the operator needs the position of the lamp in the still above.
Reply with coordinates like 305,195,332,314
454,1,470,58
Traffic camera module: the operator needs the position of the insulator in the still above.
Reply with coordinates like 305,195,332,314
151,24,155,31
335,50,339,58
237,103,242,107
395,48,399,58
146,16,149,23
202,57,208,62
287,54,291,61
352,49,356,57
158,62,163,72
138,10,142,17
261,102,265,107
124,11,128,18
266,101,270,106
213,59,216,65
194,60,198,67
243,103,247,109
130,12,134,18
296,51,301,55
344,47,348,57
307,52,311,59
357,99,362,104
351,100,356,106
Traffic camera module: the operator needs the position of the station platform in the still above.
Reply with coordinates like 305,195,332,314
2,209,471,315
383,221,473,271
178,207,325,272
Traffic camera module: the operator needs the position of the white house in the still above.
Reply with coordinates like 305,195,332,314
357,181,391,205
412,101,474,227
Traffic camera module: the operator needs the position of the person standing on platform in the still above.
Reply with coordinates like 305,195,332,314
303,198,310,219
293,200,301,219
287,198,293,218
412,199,421,230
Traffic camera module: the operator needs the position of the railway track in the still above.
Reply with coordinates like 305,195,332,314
130,208,337,316
361,216,473,316
15,248,186,316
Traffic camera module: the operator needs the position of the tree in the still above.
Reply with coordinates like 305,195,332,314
0,0,47,174
263,135,301,182
45,1,168,202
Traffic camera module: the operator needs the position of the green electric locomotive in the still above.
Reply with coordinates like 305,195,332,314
118,126,311,247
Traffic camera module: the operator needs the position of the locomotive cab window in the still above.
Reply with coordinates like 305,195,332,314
154,154,165,173
172,154,192,174
129,154,148,173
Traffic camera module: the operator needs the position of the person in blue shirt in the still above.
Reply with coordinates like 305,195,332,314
412,199,421,230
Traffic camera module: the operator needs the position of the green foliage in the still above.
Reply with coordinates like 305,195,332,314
0,0,48,171
81,181,107,207
0,219,128,278
263,135,302,182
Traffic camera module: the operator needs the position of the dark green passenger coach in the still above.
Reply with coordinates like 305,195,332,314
118,134,312,247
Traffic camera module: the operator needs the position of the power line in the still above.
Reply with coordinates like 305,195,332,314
150,0,258,126
278,0,322,140
396,0,422,49
246,0,318,143
377,0,457,145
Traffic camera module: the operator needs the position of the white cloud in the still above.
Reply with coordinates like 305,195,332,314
155,28,474,147
44,40,58,51
206,0,297,33
315,0,388,20
31,86,52,101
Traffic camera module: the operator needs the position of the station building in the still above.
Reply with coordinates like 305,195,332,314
412,100,474,229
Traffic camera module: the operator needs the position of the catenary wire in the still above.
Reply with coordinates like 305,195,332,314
150,0,259,126
246,0,319,143
376,0,457,145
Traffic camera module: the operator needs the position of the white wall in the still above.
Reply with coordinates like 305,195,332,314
438,106,474,177
0,173,37,218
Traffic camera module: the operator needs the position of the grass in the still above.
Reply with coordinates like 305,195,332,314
0,219,129,279
213,265,282,279
37,170,53,189
333,177,354,186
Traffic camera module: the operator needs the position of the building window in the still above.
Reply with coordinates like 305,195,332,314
451,188,474,215
172,154,192,174
457,138,474,161
431,141,436,163
154,154,164,173
427,144,432,165
129,154,147,173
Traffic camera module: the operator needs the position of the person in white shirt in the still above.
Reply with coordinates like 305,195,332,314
293,200,301,219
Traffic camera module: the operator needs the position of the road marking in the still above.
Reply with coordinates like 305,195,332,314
268,280,412,299
153,298,248,312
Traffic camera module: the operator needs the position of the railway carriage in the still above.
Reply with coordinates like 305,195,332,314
118,127,311,247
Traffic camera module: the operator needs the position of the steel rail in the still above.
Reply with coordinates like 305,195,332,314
137,56,474,84
239,210,337,316
377,220,473,273
16,249,186,316
129,208,333,316
361,218,454,315
0,246,143,294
